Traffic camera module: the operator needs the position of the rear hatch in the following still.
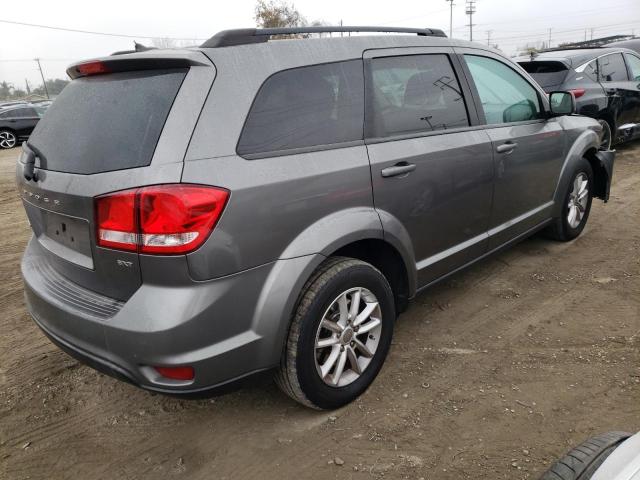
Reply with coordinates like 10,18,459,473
17,50,215,301
518,60,570,92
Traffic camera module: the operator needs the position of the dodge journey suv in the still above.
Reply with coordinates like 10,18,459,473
18,26,615,409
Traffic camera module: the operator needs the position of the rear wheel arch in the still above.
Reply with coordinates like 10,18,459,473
330,239,411,315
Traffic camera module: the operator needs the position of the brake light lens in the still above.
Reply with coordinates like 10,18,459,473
569,88,586,99
96,184,229,255
75,61,111,77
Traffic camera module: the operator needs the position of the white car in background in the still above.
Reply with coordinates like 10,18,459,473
541,432,640,480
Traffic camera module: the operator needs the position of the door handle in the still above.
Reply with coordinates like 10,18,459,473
381,162,416,178
496,141,518,154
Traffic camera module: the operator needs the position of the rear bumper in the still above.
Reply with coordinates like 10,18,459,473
22,237,321,394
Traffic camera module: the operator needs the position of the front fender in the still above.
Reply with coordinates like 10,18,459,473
594,149,615,202
552,128,600,218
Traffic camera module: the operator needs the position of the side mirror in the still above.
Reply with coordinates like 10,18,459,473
549,91,576,116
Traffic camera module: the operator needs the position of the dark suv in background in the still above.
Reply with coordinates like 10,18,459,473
0,104,48,149
517,47,640,150
18,26,614,409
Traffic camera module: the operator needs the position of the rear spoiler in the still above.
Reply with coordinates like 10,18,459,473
67,51,211,79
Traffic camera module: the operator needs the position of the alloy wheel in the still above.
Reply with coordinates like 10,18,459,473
567,172,589,229
598,120,612,151
0,131,16,149
314,287,382,387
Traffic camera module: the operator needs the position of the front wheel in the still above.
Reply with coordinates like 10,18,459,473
275,257,395,409
0,129,17,149
547,157,594,242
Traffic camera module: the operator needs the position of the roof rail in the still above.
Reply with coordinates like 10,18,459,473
201,26,447,48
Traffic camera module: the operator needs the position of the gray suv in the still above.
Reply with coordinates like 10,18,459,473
18,26,615,409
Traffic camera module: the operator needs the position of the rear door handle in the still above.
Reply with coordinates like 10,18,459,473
496,142,518,154
381,162,416,178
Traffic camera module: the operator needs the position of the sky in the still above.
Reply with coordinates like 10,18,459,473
1,0,639,90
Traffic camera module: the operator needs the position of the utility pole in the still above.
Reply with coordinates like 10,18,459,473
590,28,594,40
548,28,552,49
34,58,49,99
486,29,492,46
465,0,476,42
25,79,31,95
340,19,343,37
445,0,454,38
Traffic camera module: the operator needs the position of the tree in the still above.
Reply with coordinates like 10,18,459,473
32,78,69,97
254,0,307,28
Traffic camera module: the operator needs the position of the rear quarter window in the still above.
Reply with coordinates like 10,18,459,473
237,60,364,157
29,69,186,174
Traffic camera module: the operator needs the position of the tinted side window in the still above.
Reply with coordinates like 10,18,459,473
465,55,542,124
625,54,640,81
15,107,37,117
367,54,469,138
237,60,364,156
583,60,599,82
599,53,629,82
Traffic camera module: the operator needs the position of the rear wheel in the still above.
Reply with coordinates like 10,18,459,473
597,119,612,150
275,257,395,409
547,157,594,242
0,129,17,149
540,431,631,480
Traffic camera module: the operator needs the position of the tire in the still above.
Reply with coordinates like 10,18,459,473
0,129,17,149
275,256,395,409
547,157,594,242
539,431,631,480
597,119,613,151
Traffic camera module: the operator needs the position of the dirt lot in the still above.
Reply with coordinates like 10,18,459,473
0,144,639,480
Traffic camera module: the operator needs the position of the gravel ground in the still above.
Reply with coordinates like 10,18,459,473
1,144,639,480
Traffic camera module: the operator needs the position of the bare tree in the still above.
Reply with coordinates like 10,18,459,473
254,0,307,28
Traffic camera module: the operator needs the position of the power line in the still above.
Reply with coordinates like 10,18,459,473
0,18,205,41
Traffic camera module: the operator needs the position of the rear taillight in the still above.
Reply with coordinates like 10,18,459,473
96,184,229,255
569,88,586,99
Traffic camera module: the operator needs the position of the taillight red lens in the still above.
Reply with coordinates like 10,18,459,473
154,366,195,381
569,88,586,99
95,184,229,255
96,190,137,251
75,61,111,77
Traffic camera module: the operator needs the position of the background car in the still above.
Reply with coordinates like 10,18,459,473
610,37,640,55
0,103,48,149
540,431,639,480
517,47,640,149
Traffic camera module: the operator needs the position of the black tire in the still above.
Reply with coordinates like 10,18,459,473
539,431,631,480
275,256,395,409
547,157,594,242
0,129,17,149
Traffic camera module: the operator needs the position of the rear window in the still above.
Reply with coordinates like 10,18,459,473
518,61,569,89
29,69,186,174
237,60,364,157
